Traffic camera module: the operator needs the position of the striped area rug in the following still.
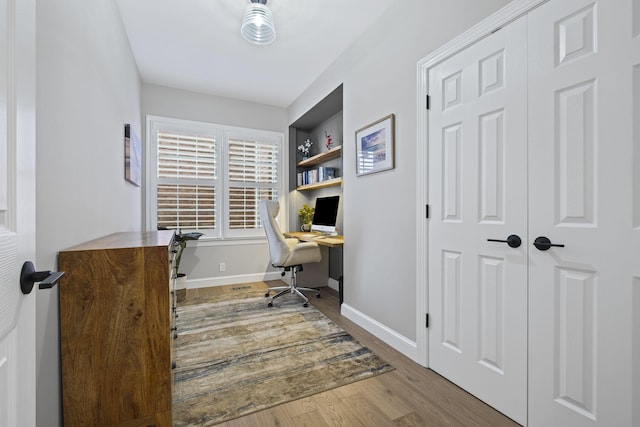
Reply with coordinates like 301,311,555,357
172,287,394,426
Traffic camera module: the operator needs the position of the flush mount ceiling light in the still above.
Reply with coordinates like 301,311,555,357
241,0,276,45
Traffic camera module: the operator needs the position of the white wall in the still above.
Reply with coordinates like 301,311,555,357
142,84,288,285
143,84,286,132
288,0,511,352
35,1,143,425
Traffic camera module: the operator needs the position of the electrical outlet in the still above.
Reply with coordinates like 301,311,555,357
219,262,226,272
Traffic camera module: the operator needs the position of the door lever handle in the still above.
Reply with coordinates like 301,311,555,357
20,261,65,294
533,236,564,251
487,234,522,248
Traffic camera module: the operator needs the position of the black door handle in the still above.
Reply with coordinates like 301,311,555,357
533,236,565,251
20,261,65,294
487,234,522,248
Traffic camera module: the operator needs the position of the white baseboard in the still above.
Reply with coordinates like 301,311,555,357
186,272,283,289
327,277,339,292
340,303,418,363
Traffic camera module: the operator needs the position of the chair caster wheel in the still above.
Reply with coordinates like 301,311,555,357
315,293,321,298
268,302,273,307
265,292,270,297
303,303,308,307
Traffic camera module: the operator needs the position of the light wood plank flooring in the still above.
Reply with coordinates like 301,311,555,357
185,282,521,427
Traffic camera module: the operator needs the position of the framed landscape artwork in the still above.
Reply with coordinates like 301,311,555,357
124,124,141,186
355,113,395,176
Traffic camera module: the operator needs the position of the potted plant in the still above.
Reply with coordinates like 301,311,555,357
298,203,314,232
297,138,313,159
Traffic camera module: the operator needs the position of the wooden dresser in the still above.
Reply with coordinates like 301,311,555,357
58,231,176,427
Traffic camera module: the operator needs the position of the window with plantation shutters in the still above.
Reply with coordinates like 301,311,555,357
156,132,217,231
147,116,283,240
227,138,279,234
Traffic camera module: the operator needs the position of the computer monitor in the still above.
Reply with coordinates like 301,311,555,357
311,195,340,234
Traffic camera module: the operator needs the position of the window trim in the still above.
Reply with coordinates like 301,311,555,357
145,115,286,241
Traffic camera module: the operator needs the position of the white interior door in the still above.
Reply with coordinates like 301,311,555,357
427,15,529,425
0,0,36,425
528,0,638,425
423,0,639,425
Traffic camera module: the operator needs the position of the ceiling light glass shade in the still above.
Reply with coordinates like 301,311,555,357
241,1,276,45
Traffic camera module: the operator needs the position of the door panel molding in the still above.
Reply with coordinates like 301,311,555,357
554,267,597,420
555,79,597,227
479,109,505,223
478,255,505,374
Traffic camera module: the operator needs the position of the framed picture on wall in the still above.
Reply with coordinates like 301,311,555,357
124,124,141,187
355,113,395,176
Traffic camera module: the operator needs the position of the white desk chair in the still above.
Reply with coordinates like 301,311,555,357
259,200,322,307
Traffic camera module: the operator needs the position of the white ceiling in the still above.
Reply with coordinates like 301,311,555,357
115,0,396,108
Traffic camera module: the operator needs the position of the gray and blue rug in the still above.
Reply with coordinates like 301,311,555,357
172,287,394,426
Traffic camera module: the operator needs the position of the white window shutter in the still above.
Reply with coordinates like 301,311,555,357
227,138,278,234
156,132,217,230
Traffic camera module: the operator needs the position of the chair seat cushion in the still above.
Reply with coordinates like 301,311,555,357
282,241,322,266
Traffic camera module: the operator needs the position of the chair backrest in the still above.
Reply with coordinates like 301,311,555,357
259,200,291,266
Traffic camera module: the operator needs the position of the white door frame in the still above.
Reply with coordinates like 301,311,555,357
415,0,548,367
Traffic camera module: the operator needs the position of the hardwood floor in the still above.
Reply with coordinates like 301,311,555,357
186,282,521,427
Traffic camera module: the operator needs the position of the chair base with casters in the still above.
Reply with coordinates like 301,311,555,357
265,264,320,307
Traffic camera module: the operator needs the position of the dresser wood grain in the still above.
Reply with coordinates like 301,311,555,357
58,231,175,427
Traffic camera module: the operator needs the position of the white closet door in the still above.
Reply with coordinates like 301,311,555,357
427,15,528,425
0,0,37,425
528,0,638,425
